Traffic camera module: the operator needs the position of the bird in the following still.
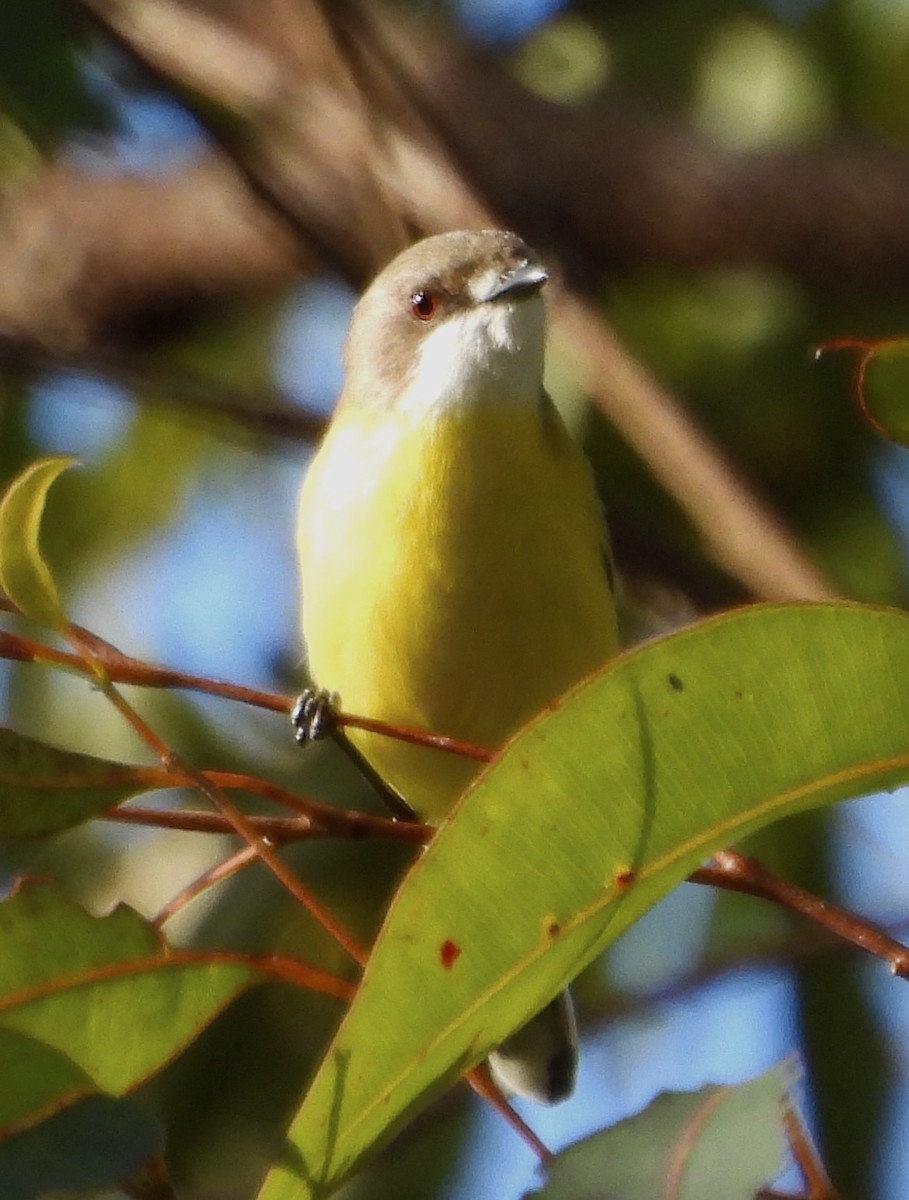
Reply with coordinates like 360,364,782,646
294,228,618,1104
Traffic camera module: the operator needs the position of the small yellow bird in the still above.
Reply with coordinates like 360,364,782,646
295,229,618,1103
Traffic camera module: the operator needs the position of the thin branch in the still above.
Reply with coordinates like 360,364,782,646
0,332,325,445
152,843,259,927
693,849,909,977
466,1064,552,1163
104,794,430,844
0,614,496,760
338,711,493,763
63,620,370,965
783,1106,841,1200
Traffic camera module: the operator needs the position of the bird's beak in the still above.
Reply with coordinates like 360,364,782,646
480,261,548,303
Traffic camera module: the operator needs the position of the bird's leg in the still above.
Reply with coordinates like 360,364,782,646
290,687,417,821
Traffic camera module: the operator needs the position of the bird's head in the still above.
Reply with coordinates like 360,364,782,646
341,229,548,418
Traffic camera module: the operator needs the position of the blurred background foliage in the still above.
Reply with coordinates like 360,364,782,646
2,0,909,1197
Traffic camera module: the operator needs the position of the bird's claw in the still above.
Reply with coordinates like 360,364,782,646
291,687,340,745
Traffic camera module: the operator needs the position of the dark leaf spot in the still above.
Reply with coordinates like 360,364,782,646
440,939,461,970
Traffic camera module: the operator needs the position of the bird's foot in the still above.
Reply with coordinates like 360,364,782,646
291,687,340,746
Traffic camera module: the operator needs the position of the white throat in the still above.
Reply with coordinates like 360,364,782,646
396,296,545,420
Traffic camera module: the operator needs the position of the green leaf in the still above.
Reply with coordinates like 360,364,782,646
525,1065,790,1199
851,337,909,448
0,726,158,840
0,455,78,629
0,1028,94,1135
825,333,909,448
260,602,909,1199
0,879,259,1096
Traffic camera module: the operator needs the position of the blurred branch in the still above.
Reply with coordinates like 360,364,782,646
86,0,413,271
0,158,307,347
18,0,907,334
555,295,836,600
12,0,845,602
0,331,324,443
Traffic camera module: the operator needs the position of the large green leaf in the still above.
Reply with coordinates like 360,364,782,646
0,879,260,1122
0,725,158,839
526,1065,791,1199
260,602,909,1199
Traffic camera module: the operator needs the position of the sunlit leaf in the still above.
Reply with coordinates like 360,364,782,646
260,602,909,1199
526,1065,791,1198
0,455,78,630
0,879,260,1098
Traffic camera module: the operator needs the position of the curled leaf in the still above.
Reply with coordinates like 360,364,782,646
0,456,79,630
819,335,909,448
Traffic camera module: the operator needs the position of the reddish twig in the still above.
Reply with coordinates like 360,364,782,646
692,849,909,978
338,711,494,762
152,844,260,928
61,621,370,966
755,1107,841,1200
0,612,496,760
0,612,289,712
784,1106,841,1200
466,1064,552,1163
105,794,430,844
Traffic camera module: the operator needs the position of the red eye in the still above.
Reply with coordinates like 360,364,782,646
411,290,438,321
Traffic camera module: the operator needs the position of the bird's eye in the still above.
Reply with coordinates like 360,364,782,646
411,290,439,321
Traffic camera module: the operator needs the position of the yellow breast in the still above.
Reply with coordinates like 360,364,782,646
297,399,617,823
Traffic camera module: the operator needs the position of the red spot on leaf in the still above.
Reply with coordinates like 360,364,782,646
615,869,635,890
440,939,461,969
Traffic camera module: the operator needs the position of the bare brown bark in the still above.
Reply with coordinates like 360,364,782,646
0,158,306,348
2,4,907,348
